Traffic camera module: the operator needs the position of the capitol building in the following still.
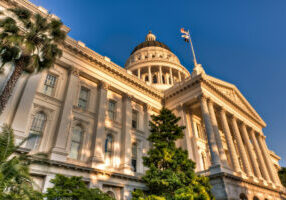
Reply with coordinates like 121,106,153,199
0,0,285,200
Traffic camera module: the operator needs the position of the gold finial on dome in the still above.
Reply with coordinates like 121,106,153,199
145,31,156,41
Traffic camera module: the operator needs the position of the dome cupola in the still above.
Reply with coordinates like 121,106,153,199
145,31,156,41
125,31,190,91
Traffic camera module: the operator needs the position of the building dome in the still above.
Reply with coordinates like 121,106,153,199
145,31,156,41
125,31,190,91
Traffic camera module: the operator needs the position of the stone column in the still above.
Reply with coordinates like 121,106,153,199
148,66,152,84
219,109,241,172
143,104,152,172
120,94,133,174
199,95,221,166
249,129,271,182
240,124,262,179
90,81,108,166
177,104,195,160
169,68,174,84
178,71,182,82
137,68,141,80
0,74,29,126
11,73,42,136
230,117,252,177
50,68,80,161
143,104,152,150
257,134,281,185
208,100,229,168
159,66,163,84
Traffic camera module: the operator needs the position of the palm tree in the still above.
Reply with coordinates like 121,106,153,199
0,7,66,114
0,124,43,199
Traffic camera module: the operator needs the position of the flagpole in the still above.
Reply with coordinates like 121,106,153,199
187,30,197,67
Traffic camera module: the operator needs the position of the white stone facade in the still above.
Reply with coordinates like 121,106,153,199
0,1,285,199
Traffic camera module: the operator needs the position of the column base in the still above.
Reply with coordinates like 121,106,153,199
50,147,68,162
120,164,133,175
90,156,104,168
209,164,223,175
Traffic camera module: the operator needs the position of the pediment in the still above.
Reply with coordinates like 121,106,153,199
203,74,265,126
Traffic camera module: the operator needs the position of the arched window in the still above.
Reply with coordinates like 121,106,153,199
162,75,165,84
253,197,259,200
239,193,248,200
107,191,116,199
105,134,113,161
26,112,46,150
145,76,149,82
153,74,157,84
131,143,137,172
69,125,83,159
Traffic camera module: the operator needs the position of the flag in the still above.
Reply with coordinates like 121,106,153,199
180,28,189,35
181,28,190,43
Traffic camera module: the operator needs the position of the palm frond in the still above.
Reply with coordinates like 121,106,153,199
9,7,32,29
0,124,14,163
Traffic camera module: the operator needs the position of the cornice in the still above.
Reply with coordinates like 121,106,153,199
3,0,164,102
62,38,164,101
126,59,190,76
164,75,203,99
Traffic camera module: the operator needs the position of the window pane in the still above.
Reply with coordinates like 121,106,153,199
70,142,80,159
108,100,116,120
78,87,89,109
26,134,40,150
105,134,113,158
132,159,137,172
72,126,82,142
69,126,82,159
132,143,137,159
27,112,46,150
43,74,57,96
132,110,138,129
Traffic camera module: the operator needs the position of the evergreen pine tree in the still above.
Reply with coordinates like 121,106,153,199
132,108,214,200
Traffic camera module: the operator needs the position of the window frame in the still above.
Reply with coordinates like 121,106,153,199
43,73,57,96
108,99,117,121
69,125,83,160
132,109,139,129
131,142,137,172
26,111,47,150
104,134,113,161
78,86,90,110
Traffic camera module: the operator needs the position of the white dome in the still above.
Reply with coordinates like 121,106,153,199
125,32,190,91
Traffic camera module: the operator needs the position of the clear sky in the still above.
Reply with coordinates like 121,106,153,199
30,0,286,166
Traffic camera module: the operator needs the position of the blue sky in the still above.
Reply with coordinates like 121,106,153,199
30,0,286,166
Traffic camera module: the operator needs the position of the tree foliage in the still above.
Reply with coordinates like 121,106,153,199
278,167,286,187
132,108,214,200
45,174,115,200
0,124,43,200
0,7,66,113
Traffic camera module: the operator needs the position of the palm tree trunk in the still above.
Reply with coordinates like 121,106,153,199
0,63,24,115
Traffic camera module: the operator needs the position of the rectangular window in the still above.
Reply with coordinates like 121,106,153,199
78,87,89,110
69,126,83,160
108,100,117,120
43,74,57,96
132,110,138,129
131,143,137,172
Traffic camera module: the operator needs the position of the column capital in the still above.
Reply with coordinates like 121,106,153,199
143,103,152,112
70,66,80,77
123,93,133,101
197,94,209,102
217,106,226,114
99,81,109,90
